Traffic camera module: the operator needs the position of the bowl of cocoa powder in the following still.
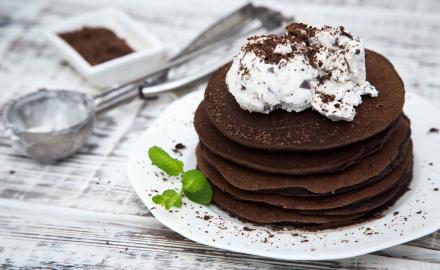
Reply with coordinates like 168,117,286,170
58,26,135,66
45,7,165,88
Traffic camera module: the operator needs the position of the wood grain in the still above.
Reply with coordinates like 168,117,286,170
0,0,439,269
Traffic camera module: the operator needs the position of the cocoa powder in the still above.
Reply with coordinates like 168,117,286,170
59,26,134,66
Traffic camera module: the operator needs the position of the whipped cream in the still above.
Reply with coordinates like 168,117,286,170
225,24,378,121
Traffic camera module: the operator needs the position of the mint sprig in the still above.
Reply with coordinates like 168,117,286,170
148,146,212,209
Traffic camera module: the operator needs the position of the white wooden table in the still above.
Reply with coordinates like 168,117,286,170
1,0,439,269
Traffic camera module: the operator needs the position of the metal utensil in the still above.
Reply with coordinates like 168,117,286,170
2,5,291,163
2,70,218,163
97,3,292,111
138,4,290,95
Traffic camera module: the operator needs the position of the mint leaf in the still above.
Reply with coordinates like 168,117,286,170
163,190,182,209
152,189,182,210
182,169,213,205
182,169,207,192
152,194,165,204
184,182,213,205
148,146,184,176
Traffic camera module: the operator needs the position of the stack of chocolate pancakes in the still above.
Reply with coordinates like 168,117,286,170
194,50,412,229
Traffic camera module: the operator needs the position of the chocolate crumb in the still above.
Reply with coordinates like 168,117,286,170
317,73,332,84
174,143,186,150
243,226,255,231
340,26,353,39
428,127,439,134
241,66,249,77
299,80,311,89
319,93,336,103
172,143,186,155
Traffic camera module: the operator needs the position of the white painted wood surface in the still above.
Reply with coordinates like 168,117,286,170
0,0,439,269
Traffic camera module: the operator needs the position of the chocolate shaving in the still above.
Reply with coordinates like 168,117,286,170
299,80,311,89
285,23,317,44
319,93,336,103
317,73,332,85
340,26,353,39
243,35,297,65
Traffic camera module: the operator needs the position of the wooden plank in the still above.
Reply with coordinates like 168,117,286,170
1,199,439,270
409,232,440,251
375,245,440,264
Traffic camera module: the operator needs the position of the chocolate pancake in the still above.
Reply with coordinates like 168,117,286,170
212,186,366,225
204,50,405,151
299,166,412,216
211,169,412,228
195,101,400,175
197,143,413,214
197,117,410,196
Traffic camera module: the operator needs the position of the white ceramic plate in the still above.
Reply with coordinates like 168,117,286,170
127,89,440,260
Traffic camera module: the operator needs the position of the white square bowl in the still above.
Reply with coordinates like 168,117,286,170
45,7,166,88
